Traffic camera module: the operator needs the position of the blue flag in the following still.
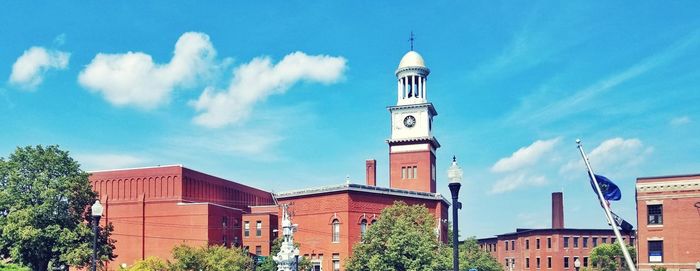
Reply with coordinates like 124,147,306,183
590,174,621,201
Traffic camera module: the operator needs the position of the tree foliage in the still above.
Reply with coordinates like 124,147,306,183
126,244,254,271
125,256,169,271
457,237,503,271
0,145,115,271
345,201,449,271
589,243,636,271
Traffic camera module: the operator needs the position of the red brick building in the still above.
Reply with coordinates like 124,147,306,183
635,174,700,271
478,192,633,271
88,165,275,269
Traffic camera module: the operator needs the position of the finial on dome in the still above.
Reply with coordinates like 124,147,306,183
409,31,415,51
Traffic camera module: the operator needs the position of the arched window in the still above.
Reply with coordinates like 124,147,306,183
360,219,368,239
332,219,340,243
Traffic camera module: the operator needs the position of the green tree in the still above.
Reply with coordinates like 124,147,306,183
345,201,449,271
0,262,30,271
0,145,115,271
589,243,636,271
456,237,503,271
169,244,254,271
126,256,168,271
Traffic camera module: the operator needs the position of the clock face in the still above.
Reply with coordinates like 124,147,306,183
403,115,416,128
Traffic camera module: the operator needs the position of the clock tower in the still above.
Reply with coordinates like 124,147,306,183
388,50,440,193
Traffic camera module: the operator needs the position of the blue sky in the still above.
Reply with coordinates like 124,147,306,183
1,1,699,238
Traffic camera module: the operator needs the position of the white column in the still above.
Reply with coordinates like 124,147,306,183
397,79,402,101
423,77,427,100
418,76,422,99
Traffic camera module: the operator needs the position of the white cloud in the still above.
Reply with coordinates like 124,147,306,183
75,153,150,171
490,173,547,194
78,32,217,109
168,128,284,161
9,46,70,90
491,138,561,173
191,51,347,128
670,116,691,126
560,137,653,175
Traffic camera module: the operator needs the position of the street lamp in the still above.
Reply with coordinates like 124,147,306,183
91,200,103,271
574,258,581,271
447,156,463,271
695,260,700,271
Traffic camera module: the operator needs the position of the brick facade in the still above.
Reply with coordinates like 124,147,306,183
89,165,274,270
636,174,700,271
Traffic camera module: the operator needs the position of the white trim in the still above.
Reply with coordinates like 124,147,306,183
637,193,700,200
645,200,663,204
636,179,700,192
646,236,663,241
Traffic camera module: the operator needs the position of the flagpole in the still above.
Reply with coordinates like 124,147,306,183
576,139,637,271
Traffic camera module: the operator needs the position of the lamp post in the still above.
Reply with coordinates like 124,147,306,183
447,156,463,271
91,200,103,271
574,258,581,271
695,261,700,271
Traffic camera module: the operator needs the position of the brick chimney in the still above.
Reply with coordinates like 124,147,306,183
552,192,564,229
366,160,376,186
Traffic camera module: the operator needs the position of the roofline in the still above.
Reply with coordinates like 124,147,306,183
481,227,633,238
637,173,700,181
275,183,450,206
177,201,246,212
87,164,183,173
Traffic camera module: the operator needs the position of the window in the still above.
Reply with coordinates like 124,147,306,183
401,166,418,179
649,240,663,263
574,237,579,248
547,237,552,249
647,204,663,225
547,257,552,269
564,237,569,248
564,256,570,268
583,237,588,248
360,219,368,239
536,257,541,269
511,240,515,250
526,239,530,250
526,258,530,268
332,254,340,271
255,246,262,256
583,257,589,267
244,221,250,237
332,219,340,243
222,216,228,229
602,237,607,244
256,221,262,236
536,238,541,249
574,257,579,269
611,237,616,244
592,237,598,247
505,240,509,251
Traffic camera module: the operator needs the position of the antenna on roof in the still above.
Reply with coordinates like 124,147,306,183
409,31,415,51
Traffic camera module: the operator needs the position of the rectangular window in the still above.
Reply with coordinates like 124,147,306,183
592,237,598,247
537,238,541,249
526,258,530,268
413,166,418,179
547,257,552,269
547,237,552,249
564,237,569,248
602,237,607,244
255,245,262,256
401,167,407,179
332,254,340,271
583,237,588,248
537,257,541,269
244,221,250,237
583,257,589,267
511,240,515,251
647,204,663,225
574,237,579,248
564,256,569,268
505,240,509,251
649,240,663,263
526,239,530,250
611,237,616,244
256,221,262,236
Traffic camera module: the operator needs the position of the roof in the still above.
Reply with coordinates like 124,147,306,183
398,50,426,68
637,173,700,182
275,183,450,205
477,227,631,241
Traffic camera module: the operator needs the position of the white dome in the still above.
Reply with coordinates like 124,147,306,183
398,51,426,68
